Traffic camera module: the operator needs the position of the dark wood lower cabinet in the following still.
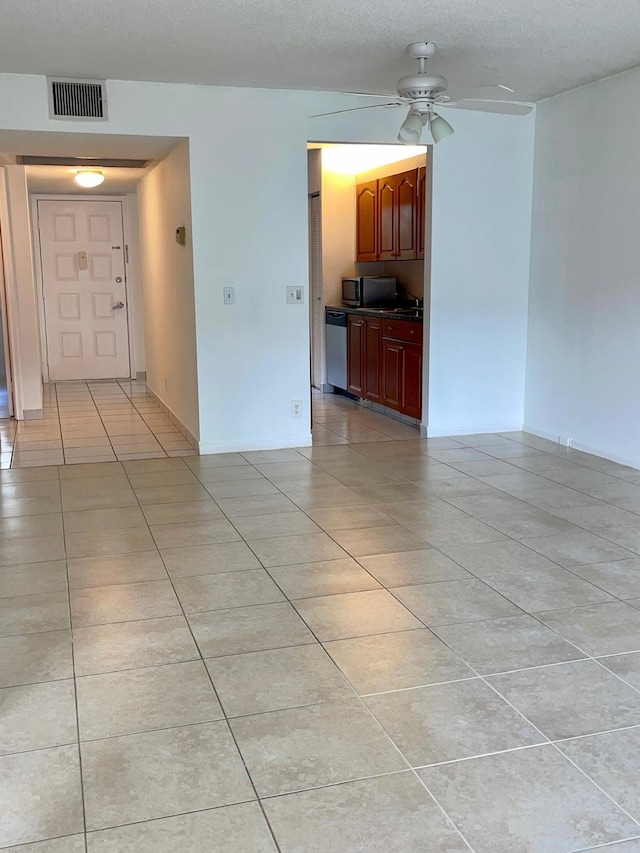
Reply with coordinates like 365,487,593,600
400,341,423,419
382,338,403,409
348,314,422,419
347,315,365,396
363,319,382,402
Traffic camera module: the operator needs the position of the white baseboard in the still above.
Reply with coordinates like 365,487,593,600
23,408,44,420
199,435,313,455
524,423,640,470
422,422,523,438
145,383,199,451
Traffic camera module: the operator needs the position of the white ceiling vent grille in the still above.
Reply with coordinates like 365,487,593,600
48,78,107,120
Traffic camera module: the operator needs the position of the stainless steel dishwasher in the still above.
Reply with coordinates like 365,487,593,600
325,308,348,391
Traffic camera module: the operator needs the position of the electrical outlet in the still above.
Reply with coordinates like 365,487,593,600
286,286,304,305
291,400,303,418
223,287,235,305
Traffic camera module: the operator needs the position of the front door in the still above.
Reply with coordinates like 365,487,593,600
37,199,130,380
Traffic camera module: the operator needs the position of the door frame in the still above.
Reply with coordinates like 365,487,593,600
0,221,14,417
0,169,21,417
31,194,137,383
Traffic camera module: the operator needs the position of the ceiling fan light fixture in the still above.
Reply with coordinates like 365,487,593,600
74,170,104,188
397,111,423,144
428,112,455,143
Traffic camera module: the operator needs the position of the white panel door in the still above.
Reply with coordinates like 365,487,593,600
37,199,130,380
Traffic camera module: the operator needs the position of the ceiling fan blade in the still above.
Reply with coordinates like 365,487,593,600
440,99,533,116
310,102,403,118
441,85,515,101
344,91,404,99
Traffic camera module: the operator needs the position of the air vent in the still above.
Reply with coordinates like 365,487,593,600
48,77,107,120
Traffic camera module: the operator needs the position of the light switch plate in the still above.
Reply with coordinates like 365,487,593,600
286,286,304,305
223,287,235,305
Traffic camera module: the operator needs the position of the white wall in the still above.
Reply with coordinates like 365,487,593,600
138,142,199,438
320,160,356,308
526,67,640,467
427,111,535,436
0,73,536,449
0,165,42,417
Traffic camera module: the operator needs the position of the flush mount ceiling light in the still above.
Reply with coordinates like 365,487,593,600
74,170,104,188
312,41,533,144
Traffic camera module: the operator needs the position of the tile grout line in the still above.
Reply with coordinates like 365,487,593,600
469,657,640,834
57,464,90,853
118,458,285,853
5,395,640,847
186,448,626,849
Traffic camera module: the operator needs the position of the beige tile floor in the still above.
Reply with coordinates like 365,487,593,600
0,380,195,469
3,391,640,850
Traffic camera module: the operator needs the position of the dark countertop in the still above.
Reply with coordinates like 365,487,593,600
326,305,423,323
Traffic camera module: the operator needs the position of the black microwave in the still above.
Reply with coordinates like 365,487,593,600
342,276,397,308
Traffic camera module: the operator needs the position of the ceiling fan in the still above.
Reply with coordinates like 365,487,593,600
312,42,533,144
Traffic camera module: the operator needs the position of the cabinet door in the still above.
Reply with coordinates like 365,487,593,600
382,338,403,411
363,318,382,403
401,341,423,419
416,166,426,260
396,169,418,260
378,175,397,260
347,315,365,396
355,180,378,261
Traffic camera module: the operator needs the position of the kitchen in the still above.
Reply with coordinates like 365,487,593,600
308,143,430,427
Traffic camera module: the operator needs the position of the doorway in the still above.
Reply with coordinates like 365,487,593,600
307,143,429,438
34,197,131,381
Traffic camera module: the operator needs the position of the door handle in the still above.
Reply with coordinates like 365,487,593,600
112,302,125,310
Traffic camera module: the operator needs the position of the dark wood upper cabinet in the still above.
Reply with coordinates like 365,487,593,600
355,180,378,262
416,165,426,260
355,166,422,262
377,176,397,261
396,169,418,259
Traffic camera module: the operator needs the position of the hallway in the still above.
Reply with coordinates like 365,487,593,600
3,393,640,850
0,380,196,468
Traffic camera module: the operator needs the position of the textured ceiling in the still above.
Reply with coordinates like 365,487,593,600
0,0,639,101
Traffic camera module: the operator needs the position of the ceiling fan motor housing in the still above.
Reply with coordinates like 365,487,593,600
396,73,448,100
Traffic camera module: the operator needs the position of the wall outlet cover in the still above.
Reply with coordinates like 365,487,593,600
291,400,303,417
